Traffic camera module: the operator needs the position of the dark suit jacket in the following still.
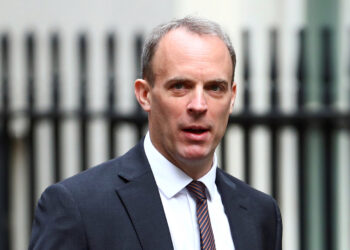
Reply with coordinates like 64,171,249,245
29,140,282,250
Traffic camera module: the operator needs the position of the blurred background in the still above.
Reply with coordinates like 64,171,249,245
0,0,349,249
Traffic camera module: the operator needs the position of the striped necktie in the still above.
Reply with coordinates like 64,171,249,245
187,181,216,250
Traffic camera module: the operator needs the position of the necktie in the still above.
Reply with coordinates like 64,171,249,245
187,181,216,250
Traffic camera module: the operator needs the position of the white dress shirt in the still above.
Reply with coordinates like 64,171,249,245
144,132,235,250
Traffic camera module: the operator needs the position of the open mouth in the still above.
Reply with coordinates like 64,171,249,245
183,128,208,134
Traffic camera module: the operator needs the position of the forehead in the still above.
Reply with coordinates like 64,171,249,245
152,28,233,79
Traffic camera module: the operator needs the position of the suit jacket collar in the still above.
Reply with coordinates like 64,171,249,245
114,140,174,250
216,169,259,250
113,140,259,250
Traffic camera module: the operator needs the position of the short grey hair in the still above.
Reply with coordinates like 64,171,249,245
141,16,236,85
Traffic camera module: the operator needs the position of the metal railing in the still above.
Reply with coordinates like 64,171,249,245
0,28,349,250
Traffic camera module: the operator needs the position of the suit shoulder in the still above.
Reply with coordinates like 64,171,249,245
60,157,119,187
59,141,146,188
218,169,278,205
44,140,148,199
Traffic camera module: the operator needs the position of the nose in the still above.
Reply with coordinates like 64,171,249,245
187,87,208,115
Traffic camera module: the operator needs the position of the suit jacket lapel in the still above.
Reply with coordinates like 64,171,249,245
114,141,173,250
216,169,259,250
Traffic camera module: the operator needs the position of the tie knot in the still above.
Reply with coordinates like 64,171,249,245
186,181,207,201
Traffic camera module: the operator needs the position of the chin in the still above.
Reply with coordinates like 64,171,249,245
180,148,211,161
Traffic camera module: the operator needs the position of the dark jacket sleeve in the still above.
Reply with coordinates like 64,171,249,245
29,183,87,250
273,198,283,250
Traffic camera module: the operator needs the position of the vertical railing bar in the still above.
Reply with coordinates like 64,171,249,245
321,27,334,250
0,33,10,250
297,30,306,109
242,30,252,185
270,28,280,201
134,34,145,141
321,28,333,107
347,28,350,110
270,29,279,109
26,32,37,225
220,135,227,171
297,28,306,250
78,34,88,171
51,33,61,182
348,29,350,109
107,33,116,159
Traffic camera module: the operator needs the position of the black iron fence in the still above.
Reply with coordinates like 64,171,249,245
0,28,349,250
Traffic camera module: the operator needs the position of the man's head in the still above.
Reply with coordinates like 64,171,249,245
141,16,236,85
135,16,237,179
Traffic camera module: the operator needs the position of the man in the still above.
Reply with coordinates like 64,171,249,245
30,16,282,250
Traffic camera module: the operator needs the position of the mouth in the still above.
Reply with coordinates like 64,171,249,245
182,128,209,134
181,125,210,136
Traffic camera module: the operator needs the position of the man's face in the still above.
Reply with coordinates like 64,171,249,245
136,28,236,177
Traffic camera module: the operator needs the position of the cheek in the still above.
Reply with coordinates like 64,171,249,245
151,97,182,125
211,103,232,126
159,98,183,116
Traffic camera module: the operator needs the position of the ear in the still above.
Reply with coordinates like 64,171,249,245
134,79,151,112
229,82,237,113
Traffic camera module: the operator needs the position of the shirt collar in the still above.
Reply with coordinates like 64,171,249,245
144,132,217,200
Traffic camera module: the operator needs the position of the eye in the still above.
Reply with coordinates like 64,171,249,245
173,83,184,89
208,83,225,92
210,84,221,91
168,82,188,96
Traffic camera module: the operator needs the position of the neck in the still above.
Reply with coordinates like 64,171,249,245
173,156,214,180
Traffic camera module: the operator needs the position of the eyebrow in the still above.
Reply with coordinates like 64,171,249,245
165,77,191,84
165,77,229,86
207,79,230,85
